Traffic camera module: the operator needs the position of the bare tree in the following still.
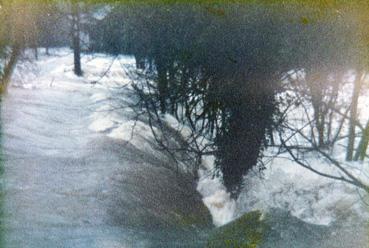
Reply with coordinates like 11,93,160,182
71,1,82,76
346,71,364,161
354,119,369,161
277,117,369,193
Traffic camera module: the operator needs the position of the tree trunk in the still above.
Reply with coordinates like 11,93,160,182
346,72,363,161
156,59,168,114
34,47,38,60
307,71,326,148
316,113,325,147
71,2,82,76
135,54,145,70
0,44,21,93
354,119,369,161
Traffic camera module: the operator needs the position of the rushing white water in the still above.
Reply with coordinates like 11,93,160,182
196,155,236,226
1,49,211,247
8,49,369,248
161,114,237,226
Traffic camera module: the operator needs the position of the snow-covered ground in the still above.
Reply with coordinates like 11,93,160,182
11,48,369,228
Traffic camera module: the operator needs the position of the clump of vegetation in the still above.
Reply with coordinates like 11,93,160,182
206,211,266,248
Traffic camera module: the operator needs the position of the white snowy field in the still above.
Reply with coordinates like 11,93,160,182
11,48,369,227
